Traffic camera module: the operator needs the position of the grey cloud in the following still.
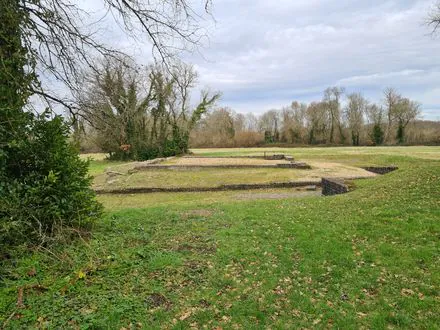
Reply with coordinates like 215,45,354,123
179,0,440,118
61,0,440,119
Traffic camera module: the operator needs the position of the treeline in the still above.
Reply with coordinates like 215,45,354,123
191,87,440,147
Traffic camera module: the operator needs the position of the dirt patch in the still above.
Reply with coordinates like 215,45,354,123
176,243,217,254
181,209,214,219
146,293,171,309
307,161,377,179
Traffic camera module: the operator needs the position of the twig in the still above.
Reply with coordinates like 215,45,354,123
2,311,16,329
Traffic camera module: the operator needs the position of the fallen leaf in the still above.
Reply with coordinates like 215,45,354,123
179,311,192,321
401,288,415,296
27,268,37,277
222,315,232,322
17,287,24,308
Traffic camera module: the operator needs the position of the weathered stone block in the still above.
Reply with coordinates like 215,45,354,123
322,178,349,196
361,166,398,175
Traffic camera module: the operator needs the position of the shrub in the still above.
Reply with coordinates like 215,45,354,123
371,124,384,146
0,113,102,252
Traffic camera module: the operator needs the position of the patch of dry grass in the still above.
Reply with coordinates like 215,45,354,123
92,159,375,191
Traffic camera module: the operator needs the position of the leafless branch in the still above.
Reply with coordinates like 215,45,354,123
16,0,213,115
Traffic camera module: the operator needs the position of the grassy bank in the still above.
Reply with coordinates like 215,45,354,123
1,147,439,328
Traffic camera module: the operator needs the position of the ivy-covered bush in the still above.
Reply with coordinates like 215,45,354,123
75,59,219,162
0,113,102,252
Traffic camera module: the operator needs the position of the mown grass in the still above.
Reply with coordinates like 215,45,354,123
92,160,374,191
94,167,369,190
1,148,439,329
192,146,440,161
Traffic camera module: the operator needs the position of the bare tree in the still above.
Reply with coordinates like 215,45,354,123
233,113,246,133
306,101,328,144
345,93,367,146
13,0,213,116
366,104,384,126
199,108,236,146
244,113,259,131
323,87,345,144
383,87,401,143
259,110,281,142
428,1,440,32
281,101,307,143
392,98,421,144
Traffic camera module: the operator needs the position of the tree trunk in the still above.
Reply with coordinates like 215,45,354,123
0,0,30,139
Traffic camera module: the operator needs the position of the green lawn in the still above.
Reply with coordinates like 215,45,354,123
191,146,440,161
1,147,439,329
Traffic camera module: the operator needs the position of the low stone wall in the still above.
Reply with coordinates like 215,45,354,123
95,181,321,195
183,154,290,160
361,166,398,175
277,162,311,169
321,178,349,196
133,163,311,170
266,154,286,160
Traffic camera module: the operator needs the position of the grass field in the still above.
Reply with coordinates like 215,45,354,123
191,146,440,161
1,147,440,329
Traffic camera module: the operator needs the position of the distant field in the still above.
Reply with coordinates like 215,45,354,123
2,146,439,328
191,146,440,161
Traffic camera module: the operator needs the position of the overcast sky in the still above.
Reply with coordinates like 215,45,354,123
81,0,440,120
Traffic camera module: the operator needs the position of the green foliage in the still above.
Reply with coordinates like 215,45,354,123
351,131,360,146
396,123,405,144
372,124,384,145
0,0,101,253
0,113,102,252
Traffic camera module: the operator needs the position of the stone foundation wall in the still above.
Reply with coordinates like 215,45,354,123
183,154,289,160
276,162,311,169
361,166,398,174
322,178,349,196
135,163,311,170
95,181,321,195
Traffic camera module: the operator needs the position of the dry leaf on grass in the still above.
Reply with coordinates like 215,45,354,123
179,310,192,321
